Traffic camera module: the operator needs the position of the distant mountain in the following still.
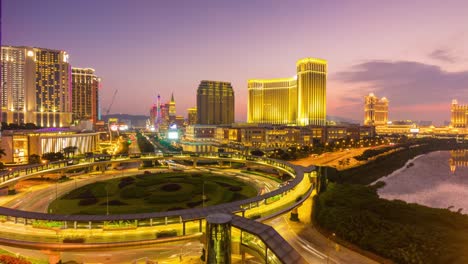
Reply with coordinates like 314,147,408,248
102,114,149,127
327,115,361,125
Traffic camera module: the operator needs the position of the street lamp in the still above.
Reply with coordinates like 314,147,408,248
327,233,336,264
106,185,109,215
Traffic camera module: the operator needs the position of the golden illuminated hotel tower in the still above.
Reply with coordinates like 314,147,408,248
451,99,468,128
297,58,327,126
1,46,72,127
364,93,388,126
247,57,327,126
71,68,100,124
248,78,297,124
197,80,234,125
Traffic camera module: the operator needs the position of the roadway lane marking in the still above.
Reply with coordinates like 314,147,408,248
299,244,325,259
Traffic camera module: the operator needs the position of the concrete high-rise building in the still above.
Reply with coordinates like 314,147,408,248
71,68,100,124
1,46,72,127
451,99,468,128
187,107,197,125
160,103,169,124
247,57,327,126
197,80,234,125
364,93,389,126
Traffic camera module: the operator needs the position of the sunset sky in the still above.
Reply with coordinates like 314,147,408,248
3,0,468,125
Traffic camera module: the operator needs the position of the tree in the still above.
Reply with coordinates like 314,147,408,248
42,152,65,162
0,148,6,159
29,154,41,164
250,149,265,157
63,146,78,158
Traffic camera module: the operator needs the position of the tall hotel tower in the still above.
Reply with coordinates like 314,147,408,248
197,80,235,125
451,99,468,128
71,68,100,124
364,93,389,126
1,46,72,127
248,58,327,126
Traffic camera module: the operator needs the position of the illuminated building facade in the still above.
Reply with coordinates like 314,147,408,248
168,92,176,123
71,68,100,124
197,80,235,125
248,57,327,126
0,129,99,164
296,58,327,126
248,78,297,124
1,46,72,127
451,99,468,128
364,93,388,126
187,107,197,125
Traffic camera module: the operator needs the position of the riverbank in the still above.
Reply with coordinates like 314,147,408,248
327,138,468,185
313,183,468,264
377,150,468,214
312,139,468,264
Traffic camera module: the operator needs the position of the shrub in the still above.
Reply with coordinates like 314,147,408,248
229,186,242,192
0,255,31,264
78,197,98,206
63,237,86,243
160,183,181,192
100,200,128,206
156,230,178,238
118,177,135,189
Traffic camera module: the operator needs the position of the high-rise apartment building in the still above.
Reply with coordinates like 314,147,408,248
1,46,72,127
451,99,468,128
364,93,389,126
197,80,235,125
187,107,197,125
247,58,327,126
71,68,100,124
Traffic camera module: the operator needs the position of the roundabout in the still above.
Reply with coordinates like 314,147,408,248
49,171,260,215
0,153,316,263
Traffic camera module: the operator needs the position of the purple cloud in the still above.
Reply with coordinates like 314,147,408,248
333,60,468,106
429,48,457,63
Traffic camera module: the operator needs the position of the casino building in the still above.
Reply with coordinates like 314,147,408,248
247,58,327,126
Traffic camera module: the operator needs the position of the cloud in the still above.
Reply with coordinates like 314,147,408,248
429,48,457,63
333,60,468,106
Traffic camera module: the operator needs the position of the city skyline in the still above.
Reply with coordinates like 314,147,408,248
3,0,468,125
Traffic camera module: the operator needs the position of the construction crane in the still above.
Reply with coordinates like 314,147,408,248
106,89,118,144
106,89,119,115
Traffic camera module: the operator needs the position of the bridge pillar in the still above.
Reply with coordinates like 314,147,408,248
7,184,16,195
290,207,299,222
206,214,232,264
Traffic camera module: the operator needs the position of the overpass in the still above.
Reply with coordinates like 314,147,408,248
0,153,317,263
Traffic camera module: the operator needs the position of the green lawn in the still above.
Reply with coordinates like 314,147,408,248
49,172,258,214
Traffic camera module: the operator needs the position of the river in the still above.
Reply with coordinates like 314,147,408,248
377,150,468,214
